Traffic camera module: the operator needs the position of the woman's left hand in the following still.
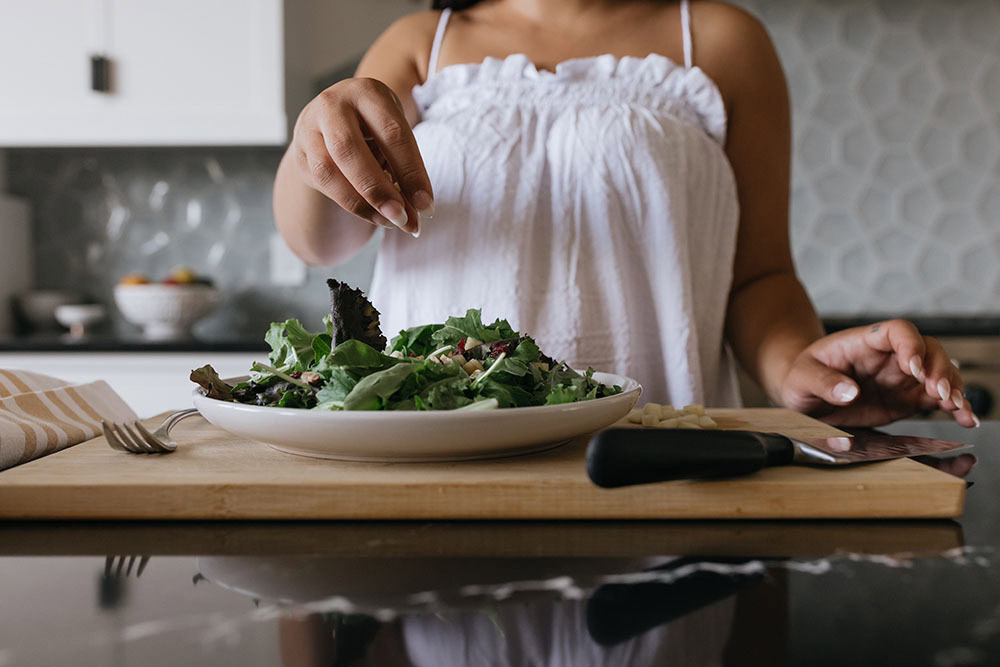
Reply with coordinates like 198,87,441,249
779,319,980,428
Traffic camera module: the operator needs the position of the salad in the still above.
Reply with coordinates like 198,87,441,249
192,281,622,411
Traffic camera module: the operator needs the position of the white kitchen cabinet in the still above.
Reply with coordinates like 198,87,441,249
0,0,308,146
0,352,262,417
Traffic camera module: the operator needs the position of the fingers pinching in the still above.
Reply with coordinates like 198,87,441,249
353,81,434,226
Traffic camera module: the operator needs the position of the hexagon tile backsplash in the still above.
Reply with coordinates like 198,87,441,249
734,0,1000,315
7,0,1000,338
7,148,379,339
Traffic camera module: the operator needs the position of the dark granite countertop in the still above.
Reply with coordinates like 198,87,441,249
0,334,268,353
0,420,997,665
1,317,995,355
822,316,1000,337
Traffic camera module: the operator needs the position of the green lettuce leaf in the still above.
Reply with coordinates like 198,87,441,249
512,337,541,363
325,339,402,371
544,384,583,405
419,377,474,410
342,363,419,410
388,323,444,358
313,368,358,406
475,378,534,407
265,318,323,371
430,309,517,347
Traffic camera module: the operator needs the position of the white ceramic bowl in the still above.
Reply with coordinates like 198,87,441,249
15,290,84,331
54,303,106,338
192,372,641,462
114,283,220,340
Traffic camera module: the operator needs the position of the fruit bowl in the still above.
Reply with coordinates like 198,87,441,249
114,283,220,340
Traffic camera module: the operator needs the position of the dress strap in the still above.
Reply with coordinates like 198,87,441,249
680,0,693,69
427,8,453,77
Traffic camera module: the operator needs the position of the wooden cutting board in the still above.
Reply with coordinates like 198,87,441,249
0,408,966,520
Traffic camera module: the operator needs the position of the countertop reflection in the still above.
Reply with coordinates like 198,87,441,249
0,420,996,666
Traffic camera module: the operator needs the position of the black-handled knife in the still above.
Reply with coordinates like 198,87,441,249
586,428,971,488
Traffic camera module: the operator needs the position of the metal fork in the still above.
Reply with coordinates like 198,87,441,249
104,555,150,578
99,555,151,610
102,408,199,454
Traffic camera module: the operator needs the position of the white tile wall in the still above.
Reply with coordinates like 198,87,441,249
736,0,1000,314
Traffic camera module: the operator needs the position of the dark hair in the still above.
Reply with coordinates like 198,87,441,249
432,1,484,9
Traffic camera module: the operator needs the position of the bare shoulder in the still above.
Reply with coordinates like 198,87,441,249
358,11,442,84
687,2,785,108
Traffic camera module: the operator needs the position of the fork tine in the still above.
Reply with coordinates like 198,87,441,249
102,420,130,452
135,420,175,453
125,555,136,576
113,422,149,453
119,422,157,454
108,422,138,453
136,556,150,577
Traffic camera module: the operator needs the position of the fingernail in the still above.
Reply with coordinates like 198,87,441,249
412,217,421,239
412,190,435,218
973,413,981,428
371,213,393,228
834,382,858,402
937,379,950,402
909,356,925,382
951,389,964,411
379,200,408,229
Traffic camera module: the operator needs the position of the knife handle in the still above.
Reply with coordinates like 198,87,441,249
586,428,795,488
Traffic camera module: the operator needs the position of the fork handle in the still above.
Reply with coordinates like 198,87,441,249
160,408,199,431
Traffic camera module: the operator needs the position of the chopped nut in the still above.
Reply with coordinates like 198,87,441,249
697,415,718,428
641,413,660,427
300,371,322,385
660,405,680,419
683,404,705,415
626,408,643,424
463,358,484,374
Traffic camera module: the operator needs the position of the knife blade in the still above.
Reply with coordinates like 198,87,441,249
585,428,972,488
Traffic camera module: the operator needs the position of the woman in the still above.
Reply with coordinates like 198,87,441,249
273,0,977,428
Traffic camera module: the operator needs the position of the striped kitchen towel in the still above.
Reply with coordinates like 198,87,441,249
0,368,137,471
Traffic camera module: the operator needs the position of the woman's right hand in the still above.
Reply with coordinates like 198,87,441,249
290,77,434,237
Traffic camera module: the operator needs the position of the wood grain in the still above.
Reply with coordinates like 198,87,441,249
0,408,966,520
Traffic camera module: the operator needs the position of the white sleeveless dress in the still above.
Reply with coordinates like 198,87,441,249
369,0,742,407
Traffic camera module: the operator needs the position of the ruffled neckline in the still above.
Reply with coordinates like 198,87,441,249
412,52,728,144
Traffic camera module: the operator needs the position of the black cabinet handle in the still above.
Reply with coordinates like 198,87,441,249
91,54,112,93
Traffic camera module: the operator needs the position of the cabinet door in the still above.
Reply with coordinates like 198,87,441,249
0,0,287,146
0,0,98,125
